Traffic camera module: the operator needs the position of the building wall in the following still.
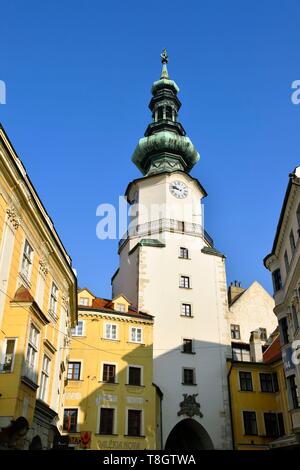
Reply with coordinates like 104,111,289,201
63,294,157,450
229,281,277,343
113,171,233,450
0,126,77,449
228,360,291,450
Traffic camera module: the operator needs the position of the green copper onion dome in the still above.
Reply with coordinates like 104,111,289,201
131,49,200,176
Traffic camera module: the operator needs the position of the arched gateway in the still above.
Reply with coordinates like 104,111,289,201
165,419,214,450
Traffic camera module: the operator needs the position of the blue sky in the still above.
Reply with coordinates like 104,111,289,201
1,0,300,297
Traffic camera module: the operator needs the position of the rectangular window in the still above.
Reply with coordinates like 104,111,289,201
39,355,50,401
231,324,241,340
243,411,258,435
272,269,282,292
49,282,58,316
130,327,142,343
67,362,81,380
63,409,78,433
180,276,190,288
259,328,267,341
179,247,189,259
21,240,33,280
99,408,114,435
128,366,142,386
279,317,289,345
239,371,253,391
264,413,279,437
127,410,142,437
183,368,195,385
290,230,296,254
181,303,192,317
71,320,84,336
232,347,250,362
25,324,39,382
288,375,299,409
260,373,276,392
79,297,89,306
105,323,117,340
116,303,125,312
182,339,193,354
102,364,116,383
1,338,16,373
284,250,290,275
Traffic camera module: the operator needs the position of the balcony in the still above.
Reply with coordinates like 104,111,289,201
119,218,214,251
21,361,38,390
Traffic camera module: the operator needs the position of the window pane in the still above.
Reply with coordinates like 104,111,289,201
100,408,114,435
63,409,78,432
243,411,257,435
129,367,141,386
128,410,141,436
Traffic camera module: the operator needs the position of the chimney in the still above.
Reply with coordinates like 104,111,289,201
228,280,246,306
249,330,263,362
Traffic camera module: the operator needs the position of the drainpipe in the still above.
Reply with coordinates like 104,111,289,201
227,362,235,450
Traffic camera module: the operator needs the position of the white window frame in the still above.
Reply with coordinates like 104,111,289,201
101,361,118,383
67,359,83,381
182,367,196,385
116,303,126,312
103,323,118,341
79,297,89,306
127,364,144,386
0,337,17,373
71,320,85,336
39,354,51,402
49,282,59,318
125,408,144,437
19,239,34,285
129,326,143,344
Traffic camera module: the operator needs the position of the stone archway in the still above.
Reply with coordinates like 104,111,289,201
164,419,214,450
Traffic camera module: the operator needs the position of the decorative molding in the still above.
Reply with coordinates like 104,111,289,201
39,256,49,276
6,206,21,230
177,394,203,418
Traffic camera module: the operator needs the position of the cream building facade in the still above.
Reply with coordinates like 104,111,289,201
264,166,300,444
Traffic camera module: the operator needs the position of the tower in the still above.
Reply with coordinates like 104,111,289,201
112,51,232,449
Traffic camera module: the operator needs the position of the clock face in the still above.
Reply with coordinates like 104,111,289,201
169,180,188,199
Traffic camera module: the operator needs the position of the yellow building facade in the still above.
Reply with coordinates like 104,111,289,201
228,333,292,450
0,124,77,448
63,289,160,450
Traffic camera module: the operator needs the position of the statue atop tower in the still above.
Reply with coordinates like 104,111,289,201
131,50,200,176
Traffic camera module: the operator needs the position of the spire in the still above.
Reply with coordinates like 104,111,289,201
160,48,169,79
131,51,200,176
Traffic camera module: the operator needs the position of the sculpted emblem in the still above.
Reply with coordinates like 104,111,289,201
177,394,203,418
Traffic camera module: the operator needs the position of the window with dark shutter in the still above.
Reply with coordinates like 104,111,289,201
127,410,142,436
128,367,141,386
100,408,114,435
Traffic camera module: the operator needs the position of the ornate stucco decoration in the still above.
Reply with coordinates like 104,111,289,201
6,206,21,230
177,393,203,418
39,256,49,276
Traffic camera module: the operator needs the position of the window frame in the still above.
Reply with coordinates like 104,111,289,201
129,327,143,344
126,409,143,437
0,337,17,373
39,354,51,401
272,268,282,292
99,407,116,435
127,365,143,386
20,239,34,282
243,411,258,436
179,275,191,289
63,408,78,433
179,247,189,259
101,362,117,383
182,367,196,385
67,361,82,381
230,324,241,340
182,338,193,354
239,371,253,391
104,323,118,341
71,320,85,337
181,303,192,317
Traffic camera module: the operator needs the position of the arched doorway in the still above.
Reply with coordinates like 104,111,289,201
165,419,214,450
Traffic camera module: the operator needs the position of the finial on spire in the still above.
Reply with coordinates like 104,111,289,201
160,48,169,79
161,48,168,64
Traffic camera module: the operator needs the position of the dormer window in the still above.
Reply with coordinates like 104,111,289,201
116,303,125,312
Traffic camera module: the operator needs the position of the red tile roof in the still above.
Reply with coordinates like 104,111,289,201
263,335,281,364
79,296,153,319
